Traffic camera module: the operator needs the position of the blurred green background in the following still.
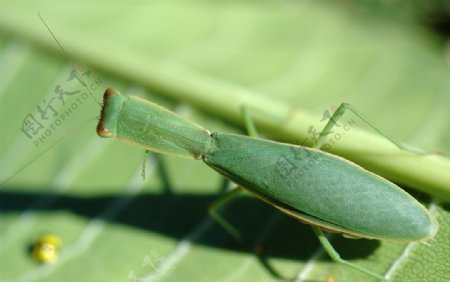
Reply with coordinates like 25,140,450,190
0,1,449,282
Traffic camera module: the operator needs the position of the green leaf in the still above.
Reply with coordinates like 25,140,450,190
0,2,449,282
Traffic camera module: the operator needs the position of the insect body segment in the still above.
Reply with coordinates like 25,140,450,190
204,132,437,241
97,88,212,159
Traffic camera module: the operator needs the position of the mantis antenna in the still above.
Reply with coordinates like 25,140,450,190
0,15,102,186
38,13,101,106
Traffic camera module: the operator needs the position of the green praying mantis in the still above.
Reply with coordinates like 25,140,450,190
96,88,438,282
34,14,438,281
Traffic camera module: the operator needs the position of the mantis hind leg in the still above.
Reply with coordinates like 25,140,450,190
314,103,423,154
208,186,244,241
312,226,388,281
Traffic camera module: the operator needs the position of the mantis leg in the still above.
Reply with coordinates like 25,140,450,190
141,150,151,180
312,226,387,282
314,103,422,154
240,106,259,138
208,186,244,241
208,106,260,240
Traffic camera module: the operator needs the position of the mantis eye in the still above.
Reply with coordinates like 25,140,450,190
97,88,124,138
